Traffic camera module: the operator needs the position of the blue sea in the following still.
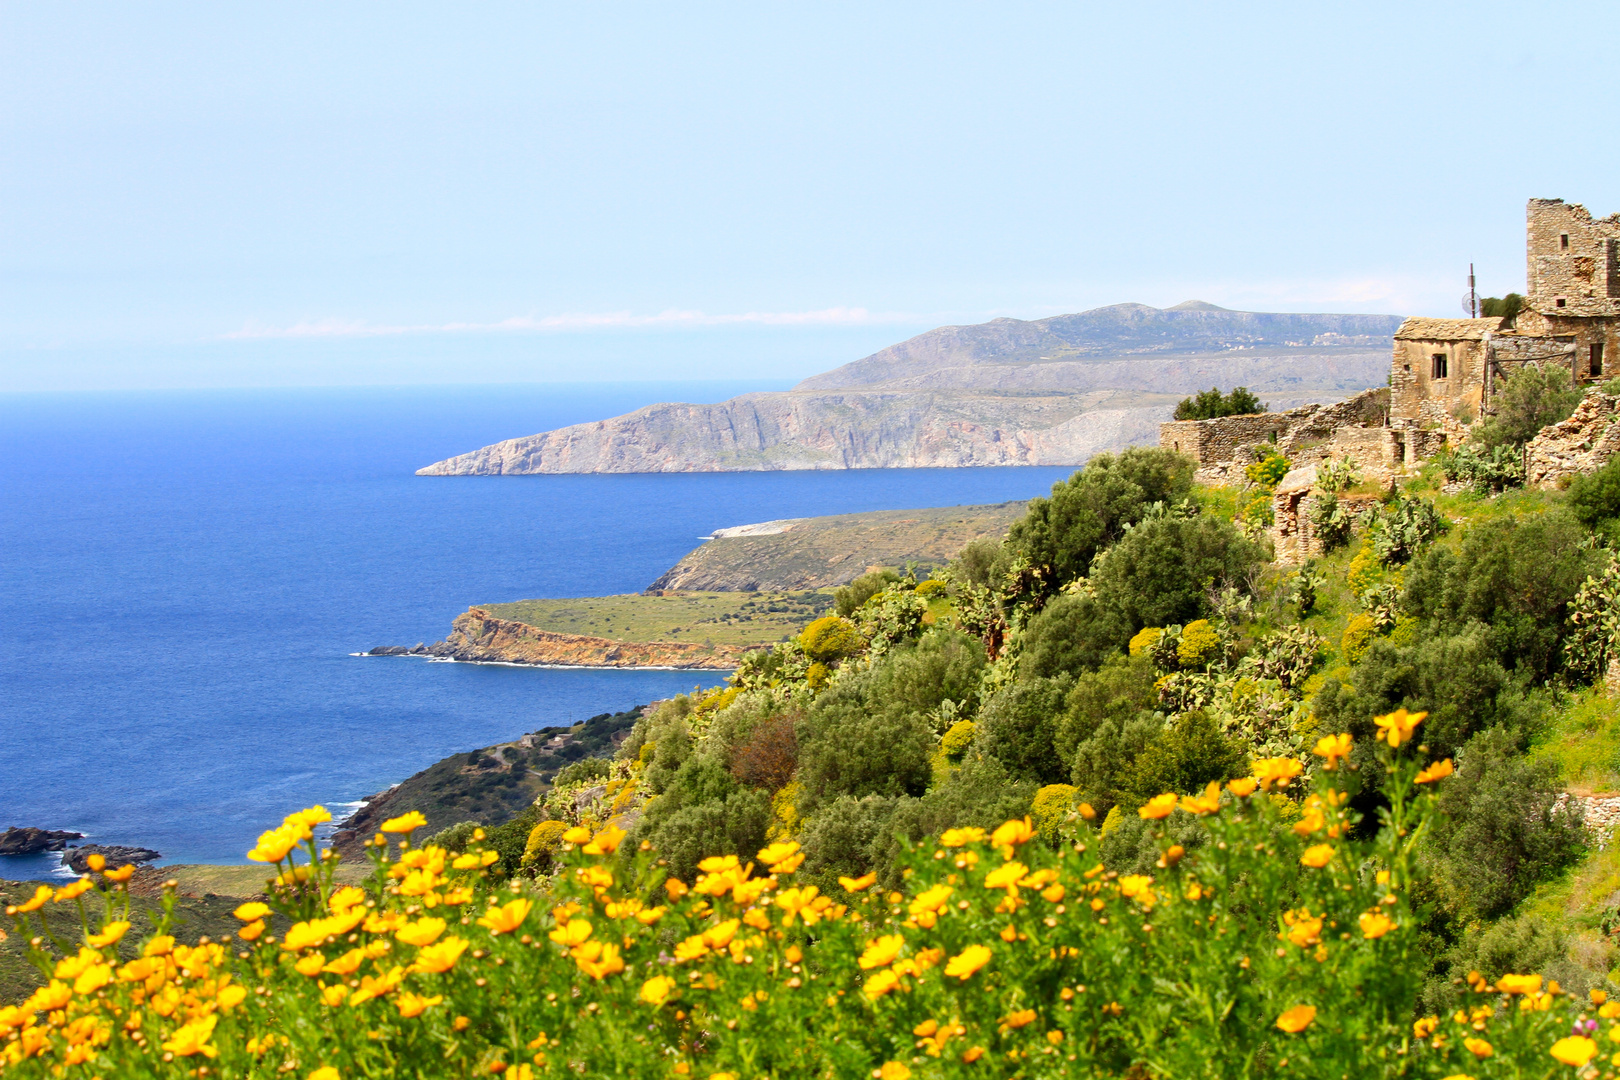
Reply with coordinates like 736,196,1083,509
0,383,1076,877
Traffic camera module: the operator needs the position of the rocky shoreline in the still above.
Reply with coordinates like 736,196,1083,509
367,609,744,669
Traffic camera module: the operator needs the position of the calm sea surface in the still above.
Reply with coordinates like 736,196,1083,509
0,384,1076,876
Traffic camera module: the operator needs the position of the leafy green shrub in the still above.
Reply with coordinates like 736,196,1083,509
999,447,1195,600
1472,363,1583,449
1480,292,1524,324
1172,384,1266,419
423,819,481,854
1088,514,1266,631
1116,709,1247,812
553,757,612,789
975,676,1074,786
832,569,900,618
1567,454,1620,530
1342,613,1379,663
794,674,934,812
1018,592,1132,679
1426,726,1585,920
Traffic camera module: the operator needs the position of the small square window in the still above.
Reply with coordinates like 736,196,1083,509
1403,364,1411,372
1431,353,1448,379
1557,298,1568,308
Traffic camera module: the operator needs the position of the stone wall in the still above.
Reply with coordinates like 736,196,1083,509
1527,199,1620,318
1526,388,1620,488
1159,387,1390,485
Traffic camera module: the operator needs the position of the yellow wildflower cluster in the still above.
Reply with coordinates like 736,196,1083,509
0,719,1600,1078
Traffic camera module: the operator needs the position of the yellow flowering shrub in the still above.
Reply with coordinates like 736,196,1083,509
1175,619,1221,667
1029,784,1077,838
939,719,977,761
798,615,864,662
1342,612,1379,662
1127,626,1162,657
1,727,1606,1078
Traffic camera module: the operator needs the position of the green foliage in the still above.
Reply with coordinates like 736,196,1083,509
798,614,864,662
794,672,935,813
1427,727,1586,921
1567,454,1620,531
851,584,930,655
1402,510,1595,682
1312,627,1541,763
1116,709,1247,812
1172,385,1267,420
832,569,900,618
1566,554,1620,685
1087,513,1266,632
1068,709,1164,818
1285,562,1328,615
1444,442,1526,494
484,802,543,879
976,675,1074,786
1479,292,1524,325
999,447,1195,601
1342,613,1378,663
1367,494,1445,565
422,819,481,854
1472,363,1583,449
553,757,612,789
1019,592,1132,679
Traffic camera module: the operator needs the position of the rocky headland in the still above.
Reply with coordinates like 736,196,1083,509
418,302,1401,476
371,609,745,669
0,827,83,855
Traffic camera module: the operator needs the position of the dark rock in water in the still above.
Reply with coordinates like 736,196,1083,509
64,845,162,873
367,644,430,656
0,827,85,855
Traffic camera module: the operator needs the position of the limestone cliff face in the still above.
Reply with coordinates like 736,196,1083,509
419,610,743,669
418,390,1172,475
416,302,1400,476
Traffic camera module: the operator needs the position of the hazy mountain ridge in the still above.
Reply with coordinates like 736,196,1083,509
418,302,1401,475
794,302,1403,390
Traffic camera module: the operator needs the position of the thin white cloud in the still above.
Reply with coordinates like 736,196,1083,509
222,306,915,340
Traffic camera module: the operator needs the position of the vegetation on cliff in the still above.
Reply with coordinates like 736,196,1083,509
13,446,1620,1075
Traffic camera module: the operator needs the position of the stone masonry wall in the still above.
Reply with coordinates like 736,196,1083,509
1526,388,1620,488
1159,388,1391,485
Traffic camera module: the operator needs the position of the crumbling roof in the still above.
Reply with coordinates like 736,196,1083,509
1393,317,1506,341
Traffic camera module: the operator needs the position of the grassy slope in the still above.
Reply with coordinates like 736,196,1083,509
479,590,833,646
651,503,1026,591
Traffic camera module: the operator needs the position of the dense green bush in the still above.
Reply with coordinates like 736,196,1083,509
1018,592,1132,678
999,447,1194,600
1402,510,1594,682
832,569,901,618
1087,513,1265,631
1426,726,1585,920
1173,385,1266,419
974,675,1074,785
1117,709,1247,811
794,673,934,812
1568,454,1620,531
1471,363,1582,449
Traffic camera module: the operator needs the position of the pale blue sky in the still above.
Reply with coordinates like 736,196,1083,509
5,1,1620,391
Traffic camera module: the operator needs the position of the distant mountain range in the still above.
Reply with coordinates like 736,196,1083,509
418,302,1402,475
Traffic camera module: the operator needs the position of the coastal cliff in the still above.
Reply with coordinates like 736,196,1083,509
383,609,745,669
418,388,1171,475
416,302,1400,476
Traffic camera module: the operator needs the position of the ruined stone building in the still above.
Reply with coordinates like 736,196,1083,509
1158,197,1620,560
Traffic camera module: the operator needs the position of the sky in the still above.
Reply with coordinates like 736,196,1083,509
5,1,1620,391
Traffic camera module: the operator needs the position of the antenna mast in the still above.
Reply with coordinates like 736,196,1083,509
1468,263,1477,318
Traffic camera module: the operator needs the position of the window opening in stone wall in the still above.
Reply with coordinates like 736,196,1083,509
1558,298,1568,308
1431,353,1448,379
1593,342,1605,377
1562,233,1571,250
